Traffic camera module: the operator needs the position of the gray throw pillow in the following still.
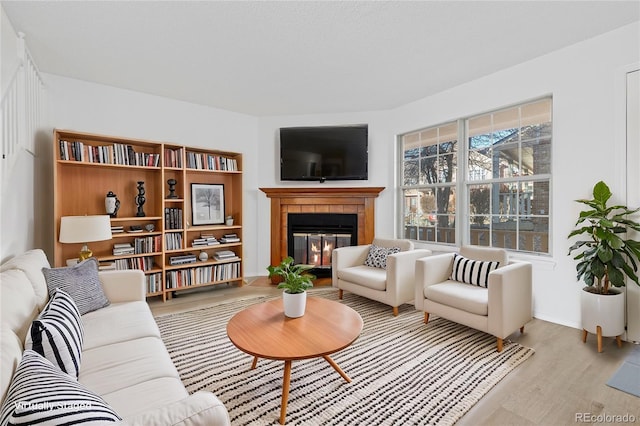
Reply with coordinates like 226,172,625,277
42,257,110,315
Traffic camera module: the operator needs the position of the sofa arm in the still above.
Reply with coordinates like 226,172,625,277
99,270,146,303
487,261,533,338
386,249,432,306
414,253,455,311
119,391,230,426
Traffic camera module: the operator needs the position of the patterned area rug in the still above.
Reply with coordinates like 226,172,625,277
155,289,534,425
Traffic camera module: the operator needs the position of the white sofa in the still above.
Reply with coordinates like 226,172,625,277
332,238,432,316
0,249,230,425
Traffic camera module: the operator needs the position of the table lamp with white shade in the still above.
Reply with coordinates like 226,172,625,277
59,215,112,262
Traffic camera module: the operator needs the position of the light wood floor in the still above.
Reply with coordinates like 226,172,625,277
148,280,640,426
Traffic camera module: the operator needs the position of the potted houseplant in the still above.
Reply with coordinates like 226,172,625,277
267,256,316,318
568,181,640,350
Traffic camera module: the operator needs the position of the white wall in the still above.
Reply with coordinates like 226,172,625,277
256,22,640,328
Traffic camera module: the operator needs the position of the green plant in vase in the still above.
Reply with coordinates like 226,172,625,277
267,256,315,294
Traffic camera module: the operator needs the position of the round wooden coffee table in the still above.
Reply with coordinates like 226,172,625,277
227,296,363,425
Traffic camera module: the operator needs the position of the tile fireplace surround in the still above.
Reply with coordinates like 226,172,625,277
259,187,385,268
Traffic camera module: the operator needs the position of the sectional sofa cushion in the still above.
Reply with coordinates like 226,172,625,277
25,288,84,379
450,253,500,288
0,249,51,311
364,244,401,269
42,257,110,315
0,350,121,425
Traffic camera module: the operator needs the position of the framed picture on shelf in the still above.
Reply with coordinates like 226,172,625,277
191,183,225,225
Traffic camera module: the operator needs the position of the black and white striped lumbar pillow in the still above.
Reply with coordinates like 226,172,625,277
25,288,84,379
0,350,121,425
450,253,500,288
42,257,110,315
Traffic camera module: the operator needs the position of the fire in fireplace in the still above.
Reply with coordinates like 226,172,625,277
287,213,358,276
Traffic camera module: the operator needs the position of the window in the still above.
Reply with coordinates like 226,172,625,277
401,122,457,243
399,97,552,254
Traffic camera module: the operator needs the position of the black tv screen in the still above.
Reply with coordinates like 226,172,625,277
280,124,368,182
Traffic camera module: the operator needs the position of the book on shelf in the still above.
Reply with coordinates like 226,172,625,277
111,226,124,233
164,207,183,230
219,236,240,243
113,248,135,256
169,253,197,266
113,243,132,249
214,250,238,261
98,262,117,271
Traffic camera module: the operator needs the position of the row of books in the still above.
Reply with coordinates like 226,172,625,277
146,273,162,294
113,243,135,256
169,253,197,265
214,250,239,262
165,232,183,250
164,148,183,168
192,236,220,247
59,140,161,167
112,235,162,256
114,256,155,271
165,262,241,289
219,233,240,243
185,152,238,171
111,226,124,234
165,207,183,230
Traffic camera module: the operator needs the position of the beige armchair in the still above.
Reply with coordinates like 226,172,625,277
414,246,532,351
332,238,431,316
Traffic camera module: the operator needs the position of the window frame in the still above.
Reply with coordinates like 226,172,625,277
397,96,553,256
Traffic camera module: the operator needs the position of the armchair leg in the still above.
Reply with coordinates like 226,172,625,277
496,337,503,352
393,306,399,316
338,289,343,300
424,312,430,324
520,326,525,333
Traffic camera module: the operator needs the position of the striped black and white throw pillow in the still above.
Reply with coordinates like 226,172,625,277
0,350,121,425
25,288,84,379
42,257,110,315
450,253,500,288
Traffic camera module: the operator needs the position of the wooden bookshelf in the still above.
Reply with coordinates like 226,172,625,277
53,129,243,301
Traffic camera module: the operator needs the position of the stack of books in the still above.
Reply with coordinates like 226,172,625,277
214,250,239,262
111,225,124,234
169,253,197,266
219,233,240,243
192,235,220,248
113,243,134,256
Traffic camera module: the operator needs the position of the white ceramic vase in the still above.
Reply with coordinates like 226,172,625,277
580,287,625,336
282,291,307,318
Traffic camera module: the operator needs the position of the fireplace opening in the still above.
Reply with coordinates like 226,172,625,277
287,213,358,277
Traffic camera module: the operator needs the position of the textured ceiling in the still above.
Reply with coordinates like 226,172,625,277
3,1,639,116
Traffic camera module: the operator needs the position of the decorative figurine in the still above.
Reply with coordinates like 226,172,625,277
105,191,120,218
135,181,146,217
166,179,178,199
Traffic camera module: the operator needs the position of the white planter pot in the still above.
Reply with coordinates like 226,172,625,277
580,287,625,336
282,291,307,318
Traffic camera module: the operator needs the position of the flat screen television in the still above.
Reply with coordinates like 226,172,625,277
280,124,368,182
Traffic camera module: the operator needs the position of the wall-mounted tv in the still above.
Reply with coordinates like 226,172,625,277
280,124,368,182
